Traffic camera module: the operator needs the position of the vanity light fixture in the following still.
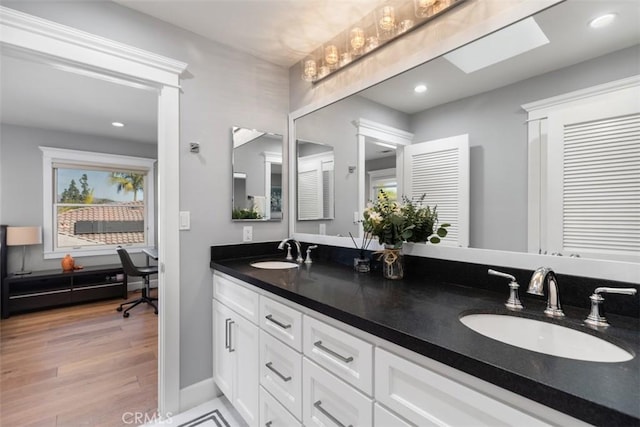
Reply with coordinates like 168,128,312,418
589,13,616,29
111,121,125,127
414,84,428,93
302,0,467,83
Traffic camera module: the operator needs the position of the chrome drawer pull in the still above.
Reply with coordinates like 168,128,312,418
313,340,354,363
314,400,352,427
265,314,291,329
224,318,231,350
228,320,235,353
265,362,291,382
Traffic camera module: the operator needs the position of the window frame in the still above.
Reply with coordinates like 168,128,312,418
41,146,156,259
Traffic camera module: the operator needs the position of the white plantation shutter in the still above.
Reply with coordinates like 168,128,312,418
404,134,470,247
562,114,640,256
298,169,320,220
528,78,640,261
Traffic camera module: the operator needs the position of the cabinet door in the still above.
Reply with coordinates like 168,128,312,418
303,358,372,427
214,272,260,324
232,312,260,427
212,300,234,399
260,330,302,420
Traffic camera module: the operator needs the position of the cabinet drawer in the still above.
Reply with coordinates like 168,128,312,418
303,315,373,395
303,358,372,427
260,387,302,427
375,348,549,427
260,330,302,420
374,403,413,427
213,271,259,324
260,296,302,351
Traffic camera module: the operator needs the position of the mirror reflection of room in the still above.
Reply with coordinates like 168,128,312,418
293,0,640,262
231,126,283,221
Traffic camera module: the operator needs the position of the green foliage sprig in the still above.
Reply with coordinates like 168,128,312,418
362,190,449,248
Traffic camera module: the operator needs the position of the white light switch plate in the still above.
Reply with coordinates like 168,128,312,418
179,211,190,230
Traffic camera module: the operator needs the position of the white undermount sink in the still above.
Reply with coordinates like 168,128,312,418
250,261,299,270
459,313,633,363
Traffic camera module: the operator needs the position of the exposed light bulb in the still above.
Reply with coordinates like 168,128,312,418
325,45,339,66
303,59,317,82
379,5,395,31
350,27,365,51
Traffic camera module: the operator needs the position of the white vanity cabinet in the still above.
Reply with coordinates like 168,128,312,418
213,272,260,427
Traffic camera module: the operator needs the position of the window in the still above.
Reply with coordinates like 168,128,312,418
368,168,398,202
41,147,155,258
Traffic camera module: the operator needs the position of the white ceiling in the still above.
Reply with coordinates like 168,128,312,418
0,0,638,145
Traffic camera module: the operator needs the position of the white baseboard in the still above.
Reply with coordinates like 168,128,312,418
179,377,222,412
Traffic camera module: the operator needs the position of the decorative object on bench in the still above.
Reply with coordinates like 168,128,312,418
61,253,83,271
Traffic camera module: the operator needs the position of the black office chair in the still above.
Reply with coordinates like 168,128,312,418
116,247,158,318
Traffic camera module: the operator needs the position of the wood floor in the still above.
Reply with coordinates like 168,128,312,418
0,292,158,427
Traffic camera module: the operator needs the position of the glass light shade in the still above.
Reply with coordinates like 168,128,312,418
302,59,317,82
379,5,395,32
325,45,339,66
398,19,414,34
414,0,436,17
317,64,330,80
350,27,365,51
364,36,379,53
339,52,352,67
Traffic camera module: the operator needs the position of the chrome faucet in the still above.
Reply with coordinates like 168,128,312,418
585,287,637,328
527,267,564,317
278,238,303,263
488,269,523,310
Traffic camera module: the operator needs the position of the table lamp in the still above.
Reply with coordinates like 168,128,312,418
7,226,42,275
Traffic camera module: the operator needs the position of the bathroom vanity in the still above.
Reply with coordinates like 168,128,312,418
211,244,639,427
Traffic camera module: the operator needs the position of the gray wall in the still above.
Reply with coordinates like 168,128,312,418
3,1,289,389
295,95,409,236
410,46,640,251
0,124,156,269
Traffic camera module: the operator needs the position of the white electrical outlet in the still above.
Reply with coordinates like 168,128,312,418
243,226,253,242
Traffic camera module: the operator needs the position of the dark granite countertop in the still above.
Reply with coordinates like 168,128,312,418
211,255,640,426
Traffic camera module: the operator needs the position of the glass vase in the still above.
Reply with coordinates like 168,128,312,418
381,245,404,280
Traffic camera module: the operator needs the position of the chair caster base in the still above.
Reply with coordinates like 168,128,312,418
123,312,130,318
117,306,123,312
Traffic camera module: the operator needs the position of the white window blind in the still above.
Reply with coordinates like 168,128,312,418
403,134,470,247
562,113,640,256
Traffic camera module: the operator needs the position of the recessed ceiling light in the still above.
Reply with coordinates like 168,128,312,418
589,13,616,29
111,122,125,127
414,84,427,93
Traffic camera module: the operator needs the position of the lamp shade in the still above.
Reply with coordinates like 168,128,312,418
7,226,42,246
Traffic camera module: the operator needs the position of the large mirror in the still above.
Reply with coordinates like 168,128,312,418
293,0,640,261
232,126,283,221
